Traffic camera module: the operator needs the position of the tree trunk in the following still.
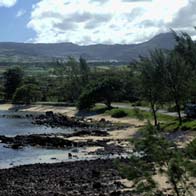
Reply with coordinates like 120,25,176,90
175,99,182,125
105,100,112,110
171,178,181,196
151,103,158,127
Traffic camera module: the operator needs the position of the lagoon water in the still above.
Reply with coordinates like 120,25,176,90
0,110,87,169
0,110,123,169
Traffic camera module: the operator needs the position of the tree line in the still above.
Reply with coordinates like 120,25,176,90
78,31,196,126
0,31,196,126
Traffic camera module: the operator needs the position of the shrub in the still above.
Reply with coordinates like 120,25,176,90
13,84,41,104
186,138,196,159
133,108,145,121
77,77,123,110
110,109,128,118
77,90,95,111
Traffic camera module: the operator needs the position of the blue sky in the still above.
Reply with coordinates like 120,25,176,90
0,0,195,44
0,0,37,42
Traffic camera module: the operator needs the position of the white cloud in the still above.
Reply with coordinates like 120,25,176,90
0,0,17,7
16,9,26,17
169,0,196,38
28,0,189,44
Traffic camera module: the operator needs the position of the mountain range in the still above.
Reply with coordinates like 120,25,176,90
0,32,176,63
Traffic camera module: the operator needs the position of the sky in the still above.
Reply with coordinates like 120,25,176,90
0,0,196,45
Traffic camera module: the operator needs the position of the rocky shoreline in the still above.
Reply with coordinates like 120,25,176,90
0,159,131,196
0,133,109,148
0,134,127,157
33,112,129,130
0,110,134,195
0,111,131,155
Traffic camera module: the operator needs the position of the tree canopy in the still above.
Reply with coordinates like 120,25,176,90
3,66,24,100
77,77,123,110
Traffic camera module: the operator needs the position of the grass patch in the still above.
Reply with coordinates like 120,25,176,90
157,113,176,122
92,104,196,132
90,104,109,114
105,108,146,120
186,138,196,159
182,120,196,130
105,107,175,122
161,121,180,132
93,104,196,130
161,118,196,132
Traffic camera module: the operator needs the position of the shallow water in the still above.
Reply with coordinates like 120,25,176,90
0,110,127,169
0,110,86,168
0,110,74,136
0,143,103,169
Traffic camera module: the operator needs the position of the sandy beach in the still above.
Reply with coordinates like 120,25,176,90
0,103,195,195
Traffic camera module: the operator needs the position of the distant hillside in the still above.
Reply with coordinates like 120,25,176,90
0,32,176,64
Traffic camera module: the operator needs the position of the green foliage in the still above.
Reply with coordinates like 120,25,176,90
77,77,123,110
184,161,196,177
117,122,194,195
164,51,192,124
133,108,145,121
174,31,196,70
119,67,140,102
79,57,90,86
105,107,174,122
77,88,96,110
3,66,24,100
52,57,91,102
116,156,154,181
132,123,175,164
63,57,82,102
138,49,166,126
1,30,196,129
166,156,192,196
172,31,196,118
135,31,196,126
166,31,196,123
110,109,128,118
0,85,4,99
185,138,196,159
162,119,196,132
13,84,41,104
135,176,157,195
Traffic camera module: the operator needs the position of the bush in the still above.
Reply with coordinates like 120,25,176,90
133,108,145,121
77,85,97,110
3,66,24,100
110,109,128,118
186,138,196,159
13,84,41,104
77,77,123,110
